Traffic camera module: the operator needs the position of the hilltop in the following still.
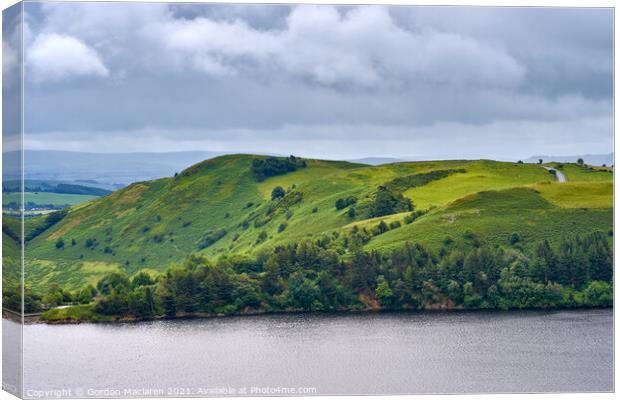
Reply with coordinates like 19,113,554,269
12,154,613,291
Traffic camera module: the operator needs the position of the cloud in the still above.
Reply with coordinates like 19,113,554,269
24,115,612,161
139,5,525,88
27,33,109,82
20,3,613,159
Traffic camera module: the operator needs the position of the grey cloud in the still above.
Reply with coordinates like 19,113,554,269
20,3,613,160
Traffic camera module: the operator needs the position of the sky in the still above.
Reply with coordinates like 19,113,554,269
5,3,614,160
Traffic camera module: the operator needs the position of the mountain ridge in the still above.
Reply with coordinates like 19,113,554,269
11,154,613,291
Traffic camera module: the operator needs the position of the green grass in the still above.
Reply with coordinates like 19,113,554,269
551,163,614,182
21,154,613,291
366,187,612,253
403,160,554,210
40,304,115,323
533,181,613,209
3,192,99,207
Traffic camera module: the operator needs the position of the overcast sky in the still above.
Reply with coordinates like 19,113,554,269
9,3,614,160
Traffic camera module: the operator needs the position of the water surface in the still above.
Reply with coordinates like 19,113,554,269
19,309,613,396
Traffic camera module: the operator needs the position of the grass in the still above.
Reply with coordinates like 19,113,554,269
533,181,613,209
20,154,613,292
367,187,612,253
551,163,614,182
40,304,115,323
403,160,554,210
3,192,99,207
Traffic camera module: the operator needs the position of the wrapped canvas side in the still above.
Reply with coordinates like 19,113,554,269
3,2,24,398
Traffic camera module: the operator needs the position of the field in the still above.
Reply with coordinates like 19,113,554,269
3,192,100,207
7,155,612,291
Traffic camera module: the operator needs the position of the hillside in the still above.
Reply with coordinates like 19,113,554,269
19,154,613,291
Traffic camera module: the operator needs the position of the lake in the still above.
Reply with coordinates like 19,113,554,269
15,308,614,397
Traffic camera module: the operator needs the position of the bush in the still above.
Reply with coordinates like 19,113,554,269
369,186,412,218
55,238,65,249
372,221,389,236
347,208,356,218
404,210,425,224
198,229,228,249
256,231,268,244
251,156,306,181
583,281,613,307
271,186,286,200
278,223,288,233
389,221,401,230
335,196,357,210
312,207,318,213
509,232,521,245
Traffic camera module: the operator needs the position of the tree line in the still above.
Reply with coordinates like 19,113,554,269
32,230,613,321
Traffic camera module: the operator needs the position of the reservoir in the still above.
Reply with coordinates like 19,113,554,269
16,308,613,396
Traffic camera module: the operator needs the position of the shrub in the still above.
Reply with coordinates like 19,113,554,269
335,196,357,210
251,156,306,181
404,210,425,224
256,231,268,244
55,238,65,249
271,186,286,200
463,230,476,240
198,229,228,249
312,207,318,213
347,208,356,218
389,221,401,230
278,223,288,233
369,186,412,217
372,221,389,236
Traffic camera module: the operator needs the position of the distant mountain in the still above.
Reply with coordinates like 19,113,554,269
22,150,224,186
524,153,613,166
347,157,406,165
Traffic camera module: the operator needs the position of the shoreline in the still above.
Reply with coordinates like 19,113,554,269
9,304,613,326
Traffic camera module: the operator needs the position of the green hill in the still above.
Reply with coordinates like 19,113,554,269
18,154,613,291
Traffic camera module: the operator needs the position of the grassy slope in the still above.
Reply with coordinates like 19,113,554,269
23,155,613,291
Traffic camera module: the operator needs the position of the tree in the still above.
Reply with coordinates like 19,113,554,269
370,186,412,217
132,271,155,289
77,285,97,304
583,281,613,307
287,272,322,311
509,232,521,245
376,275,394,308
517,160,523,164
271,186,285,200
577,158,584,165
55,238,65,249
373,221,389,235
97,272,131,295
538,159,543,164
347,207,356,218
335,197,357,210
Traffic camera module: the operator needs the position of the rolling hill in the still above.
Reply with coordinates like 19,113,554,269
9,154,613,291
